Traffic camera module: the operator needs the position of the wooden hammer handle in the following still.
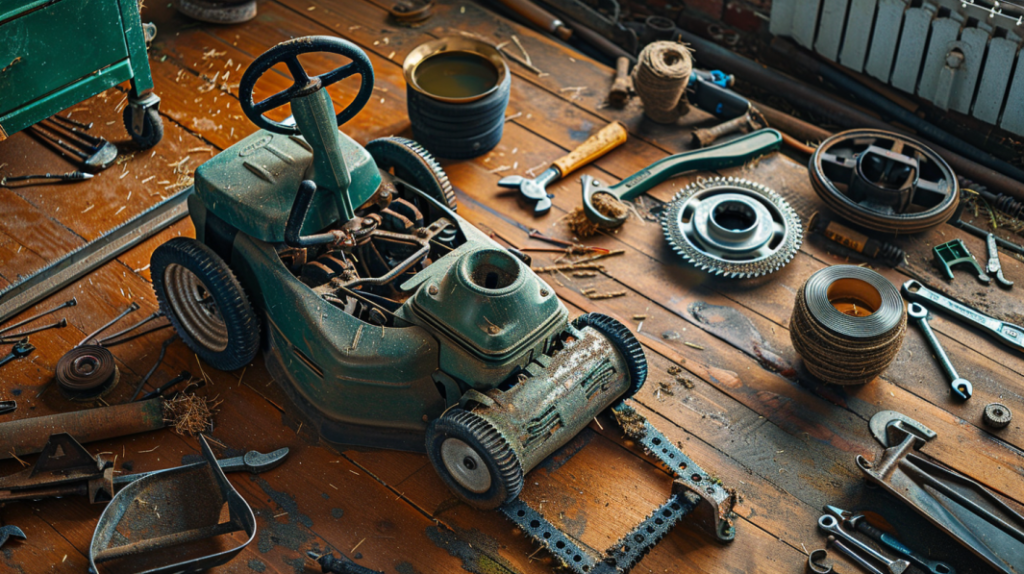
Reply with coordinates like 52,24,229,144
552,121,628,177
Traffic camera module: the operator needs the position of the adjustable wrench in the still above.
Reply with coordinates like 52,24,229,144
499,121,628,214
818,514,910,574
902,280,1024,355
825,506,955,574
580,128,782,229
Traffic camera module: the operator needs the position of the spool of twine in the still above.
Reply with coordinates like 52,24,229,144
632,41,693,124
790,266,906,385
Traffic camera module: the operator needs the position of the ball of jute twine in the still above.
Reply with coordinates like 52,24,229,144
632,41,693,124
790,267,906,386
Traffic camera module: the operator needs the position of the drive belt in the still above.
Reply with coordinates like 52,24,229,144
499,403,736,574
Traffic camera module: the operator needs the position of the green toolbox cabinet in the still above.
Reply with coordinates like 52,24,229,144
0,0,162,148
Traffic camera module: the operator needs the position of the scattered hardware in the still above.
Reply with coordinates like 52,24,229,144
0,432,287,504
691,112,760,148
492,0,572,40
790,266,906,385
0,338,35,370
825,506,955,574
660,177,802,278
983,403,1012,430
907,303,971,400
139,370,193,401
173,0,257,23
579,128,783,230
869,410,937,448
609,56,633,107
502,402,737,574
52,302,139,401
857,416,1024,574
151,43,730,569
27,121,118,172
810,130,959,234
0,318,67,343
0,0,161,146
1,171,93,186
0,525,25,549
309,551,383,574
808,213,904,266
818,515,910,574
902,280,1024,355
807,548,833,574
389,0,433,26
986,234,1013,288
933,239,989,284
403,37,511,159
0,298,76,336
0,398,165,460
0,188,190,324
498,120,628,214
89,435,257,573
632,41,693,124
97,310,167,347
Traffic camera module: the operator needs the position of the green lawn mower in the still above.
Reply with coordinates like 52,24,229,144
150,37,736,572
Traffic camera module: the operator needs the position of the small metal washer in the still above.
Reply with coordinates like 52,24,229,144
983,403,1012,429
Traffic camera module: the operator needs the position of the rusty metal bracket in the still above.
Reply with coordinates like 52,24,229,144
89,435,258,574
857,424,1024,574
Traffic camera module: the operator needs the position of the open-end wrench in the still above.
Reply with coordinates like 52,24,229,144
828,535,885,574
825,506,955,574
986,233,1013,289
499,121,628,214
818,515,910,574
580,128,782,229
907,303,972,400
0,339,34,369
902,279,1024,355
113,447,290,487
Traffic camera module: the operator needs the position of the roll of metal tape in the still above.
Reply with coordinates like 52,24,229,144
790,265,906,385
56,345,120,402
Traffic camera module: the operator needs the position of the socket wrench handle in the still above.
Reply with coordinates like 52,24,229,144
902,280,1024,354
856,521,955,574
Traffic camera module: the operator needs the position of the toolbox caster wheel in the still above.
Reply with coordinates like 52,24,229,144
151,237,259,371
426,408,523,510
123,103,163,150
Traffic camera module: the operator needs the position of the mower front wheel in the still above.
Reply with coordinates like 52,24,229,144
426,409,523,510
151,237,258,371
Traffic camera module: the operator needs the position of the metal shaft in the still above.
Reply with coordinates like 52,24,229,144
829,537,885,574
77,302,140,347
915,316,959,381
0,318,67,342
0,298,76,335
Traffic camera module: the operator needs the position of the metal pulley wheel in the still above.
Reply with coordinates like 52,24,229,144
810,129,959,234
56,346,120,401
661,177,803,279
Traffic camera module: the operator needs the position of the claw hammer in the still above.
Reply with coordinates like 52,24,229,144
499,121,628,214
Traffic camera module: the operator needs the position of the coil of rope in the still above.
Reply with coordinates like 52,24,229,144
632,41,693,124
790,265,906,385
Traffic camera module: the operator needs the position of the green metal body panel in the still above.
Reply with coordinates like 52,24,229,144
0,0,154,138
193,127,379,242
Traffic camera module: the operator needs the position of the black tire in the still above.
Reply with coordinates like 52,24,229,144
573,313,648,399
405,71,510,160
123,105,164,149
365,137,457,211
151,237,258,371
426,409,523,510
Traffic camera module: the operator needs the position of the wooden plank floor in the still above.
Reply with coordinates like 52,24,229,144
1,1,1021,573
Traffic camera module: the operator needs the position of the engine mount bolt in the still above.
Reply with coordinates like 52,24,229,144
428,285,439,295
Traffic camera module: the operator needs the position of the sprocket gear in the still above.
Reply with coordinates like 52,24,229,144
365,136,457,211
660,177,802,279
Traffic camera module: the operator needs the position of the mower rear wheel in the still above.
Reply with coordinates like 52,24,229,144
426,408,523,509
366,137,457,211
151,237,259,371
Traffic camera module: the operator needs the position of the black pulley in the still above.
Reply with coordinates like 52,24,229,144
810,129,959,234
56,345,120,401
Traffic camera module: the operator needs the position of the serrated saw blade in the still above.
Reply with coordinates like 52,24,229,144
661,177,802,279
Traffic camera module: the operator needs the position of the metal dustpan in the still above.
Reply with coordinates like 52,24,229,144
89,435,256,574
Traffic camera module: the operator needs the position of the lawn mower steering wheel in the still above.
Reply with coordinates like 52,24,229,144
239,36,374,135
